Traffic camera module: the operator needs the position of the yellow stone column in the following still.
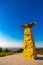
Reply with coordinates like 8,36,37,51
23,28,36,59
20,22,37,60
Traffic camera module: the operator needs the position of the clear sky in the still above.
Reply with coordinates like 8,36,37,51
0,0,43,48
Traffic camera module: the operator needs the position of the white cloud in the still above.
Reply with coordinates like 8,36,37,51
35,42,43,48
0,32,23,48
0,40,23,48
0,32,43,48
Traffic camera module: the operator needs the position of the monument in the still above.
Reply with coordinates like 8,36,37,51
21,22,37,60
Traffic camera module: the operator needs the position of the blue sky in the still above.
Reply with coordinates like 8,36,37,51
0,0,43,48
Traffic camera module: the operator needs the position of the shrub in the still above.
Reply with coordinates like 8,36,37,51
3,48,11,52
0,47,2,52
13,48,23,53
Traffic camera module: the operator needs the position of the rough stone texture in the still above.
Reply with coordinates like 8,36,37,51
0,53,43,65
23,28,36,59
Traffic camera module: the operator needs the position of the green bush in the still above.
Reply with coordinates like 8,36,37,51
3,48,11,52
0,48,23,57
0,52,6,57
0,47,2,52
0,52,14,57
16,48,23,53
13,48,23,53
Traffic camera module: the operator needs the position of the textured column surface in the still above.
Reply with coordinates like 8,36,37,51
23,28,37,60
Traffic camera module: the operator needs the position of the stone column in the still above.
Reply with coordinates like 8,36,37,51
23,28,37,60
